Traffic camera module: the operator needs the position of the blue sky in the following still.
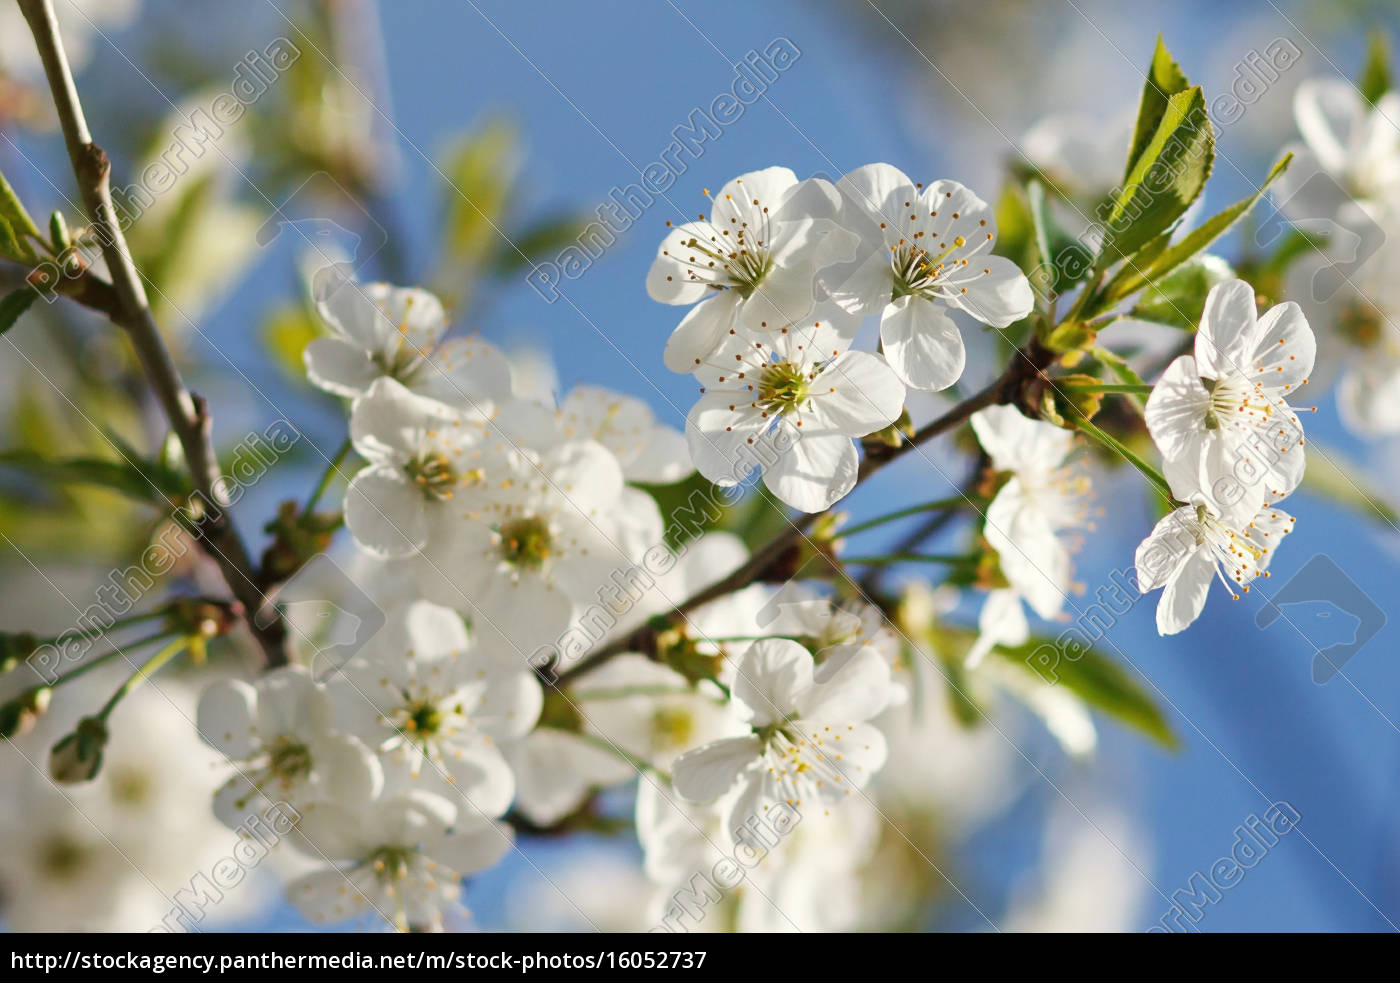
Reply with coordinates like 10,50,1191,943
20,0,1400,932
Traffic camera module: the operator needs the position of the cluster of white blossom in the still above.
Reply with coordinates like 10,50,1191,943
188,154,1331,927
192,259,927,930
650,164,1034,512
1277,78,1400,436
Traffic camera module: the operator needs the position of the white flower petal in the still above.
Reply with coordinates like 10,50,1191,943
1251,301,1315,390
433,820,514,876
1195,279,1259,381
344,466,427,557
196,678,258,758
286,869,371,926
304,337,382,398
411,336,514,406
797,645,892,722
671,735,762,803
685,393,766,487
664,290,742,373
947,254,1034,328
760,431,858,513
879,295,966,391
732,638,813,726
1157,548,1216,635
812,350,905,436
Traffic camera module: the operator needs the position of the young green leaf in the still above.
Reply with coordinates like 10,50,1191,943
1100,153,1291,305
1359,31,1392,107
1098,87,1214,271
0,168,41,241
1130,254,1234,329
1124,36,1191,182
997,637,1180,749
0,288,37,336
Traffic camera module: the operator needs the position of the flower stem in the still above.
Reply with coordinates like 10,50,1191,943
96,636,187,721
304,438,354,514
1073,417,1174,500
17,0,285,668
837,497,969,538
841,552,977,568
1059,382,1152,395
46,631,174,693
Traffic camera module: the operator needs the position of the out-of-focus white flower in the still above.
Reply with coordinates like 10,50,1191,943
197,665,381,829
0,679,263,932
287,790,510,931
1280,79,1400,214
330,601,541,819
501,726,633,828
308,279,512,405
1001,805,1150,932
972,404,1090,622
1285,226,1400,437
0,0,138,79
572,655,747,772
555,385,692,485
965,587,1030,669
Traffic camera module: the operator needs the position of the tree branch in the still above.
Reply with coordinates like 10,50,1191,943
18,0,286,667
554,337,1056,685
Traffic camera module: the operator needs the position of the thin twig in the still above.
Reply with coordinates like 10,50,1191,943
554,338,1055,684
17,0,286,667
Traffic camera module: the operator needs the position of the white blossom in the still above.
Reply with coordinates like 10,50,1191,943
287,790,511,930
197,665,382,830
308,279,513,405
647,167,856,372
1146,279,1315,516
330,601,541,819
684,304,905,512
829,163,1034,390
671,638,892,824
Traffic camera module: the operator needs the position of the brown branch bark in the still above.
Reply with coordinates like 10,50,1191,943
18,0,286,667
554,337,1056,685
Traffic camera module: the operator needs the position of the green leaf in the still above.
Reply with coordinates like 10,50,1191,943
1088,344,1150,389
1359,31,1391,107
997,637,1179,749
1301,440,1399,526
1100,153,1290,305
0,289,37,336
0,450,187,505
489,214,590,275
1130,254,1234,329
1098,86,1214,270
1124,36,1191,182
1027,180,1054,273
0,168,41,241
436,121,519,304
0,217,33,265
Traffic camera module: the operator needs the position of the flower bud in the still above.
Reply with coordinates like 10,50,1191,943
1039,373,1104,428
0,631,39,673
49,716,108,784
0,687,50,739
